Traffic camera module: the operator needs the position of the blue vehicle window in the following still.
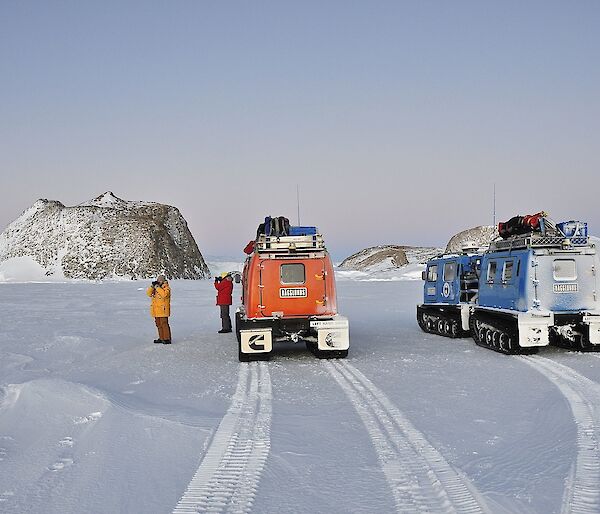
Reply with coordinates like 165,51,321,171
443,262,456,281
427,265,438,282
502,261,514,282
487,261,497,283
553,259,577,281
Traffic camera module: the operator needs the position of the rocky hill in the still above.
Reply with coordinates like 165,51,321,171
339,245,441,273
445,225,498,254
0,192,210,280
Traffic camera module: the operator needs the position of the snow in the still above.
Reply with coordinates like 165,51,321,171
2,278,600,513
0,256,66,283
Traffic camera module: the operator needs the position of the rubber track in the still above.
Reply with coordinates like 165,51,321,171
520,356,600,514
173,362,272,514
326,360,487,514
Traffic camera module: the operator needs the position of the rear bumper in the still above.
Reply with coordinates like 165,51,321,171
238,314,349,350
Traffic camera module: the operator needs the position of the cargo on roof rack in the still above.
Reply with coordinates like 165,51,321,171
255,233,325,253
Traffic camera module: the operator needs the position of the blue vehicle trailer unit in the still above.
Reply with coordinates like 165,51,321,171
417,253,480,338
417,216,600,354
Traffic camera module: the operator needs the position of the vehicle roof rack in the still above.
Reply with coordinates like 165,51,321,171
489,233,589,252
255,233,326,253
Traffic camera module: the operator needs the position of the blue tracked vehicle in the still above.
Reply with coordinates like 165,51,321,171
417,219,600,354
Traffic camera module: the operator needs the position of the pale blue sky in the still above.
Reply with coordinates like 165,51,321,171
2,1,599,258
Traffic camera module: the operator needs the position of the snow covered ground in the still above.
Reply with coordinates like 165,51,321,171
2,278,600,513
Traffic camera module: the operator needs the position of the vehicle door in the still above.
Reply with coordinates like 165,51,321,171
259,258,327,317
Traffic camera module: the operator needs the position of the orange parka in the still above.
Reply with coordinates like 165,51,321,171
147,282,171,318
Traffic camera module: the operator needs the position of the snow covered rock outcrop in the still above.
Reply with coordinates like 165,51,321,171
445,226,498,254
337,245,442,281
339,246,409,272
0,192,210,280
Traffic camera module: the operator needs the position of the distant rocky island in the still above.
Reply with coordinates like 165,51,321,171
0,192,210,280
445,225,497,253
339,245,441,273
339,226,499,274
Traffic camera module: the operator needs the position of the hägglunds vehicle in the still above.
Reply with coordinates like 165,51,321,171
236,216,349,361
418,214,600,354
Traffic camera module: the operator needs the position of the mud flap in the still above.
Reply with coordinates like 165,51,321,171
517,312,553,347
310,317,350,351
240,329,273,355
584,315,600,345
460,305,471,332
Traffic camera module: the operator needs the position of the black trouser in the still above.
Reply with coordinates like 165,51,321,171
220,305,232,331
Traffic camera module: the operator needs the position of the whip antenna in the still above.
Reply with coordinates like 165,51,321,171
297,184,300,225
493,183,496,227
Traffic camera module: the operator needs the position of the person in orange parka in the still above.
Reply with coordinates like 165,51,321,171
215,273,234,333
147,275,172,344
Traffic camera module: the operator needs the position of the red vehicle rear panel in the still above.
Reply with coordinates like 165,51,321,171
243,252,338,319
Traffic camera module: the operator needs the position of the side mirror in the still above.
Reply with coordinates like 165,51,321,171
421,270,427,281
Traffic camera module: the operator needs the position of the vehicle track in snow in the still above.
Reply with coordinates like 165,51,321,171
325,360,487,514
172,361,272,514
520,356,600,514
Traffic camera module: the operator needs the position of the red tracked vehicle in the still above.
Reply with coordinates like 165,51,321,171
236,219,349,361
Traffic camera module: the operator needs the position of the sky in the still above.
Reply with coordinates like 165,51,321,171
1,1,599,259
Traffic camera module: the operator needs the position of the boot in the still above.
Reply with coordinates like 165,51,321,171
218,329,232,334
154,339,162,344
162,339,172,344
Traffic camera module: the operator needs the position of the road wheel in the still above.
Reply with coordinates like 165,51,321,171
499,332,510,352
478,327,487,345
444,320,451,335
426,318,433,331
437,319,445,334
453,321,461,337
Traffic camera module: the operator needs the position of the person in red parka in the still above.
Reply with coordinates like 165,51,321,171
215,274,234,333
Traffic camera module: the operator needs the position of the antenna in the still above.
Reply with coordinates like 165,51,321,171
296,184,300,225
493,183,496,227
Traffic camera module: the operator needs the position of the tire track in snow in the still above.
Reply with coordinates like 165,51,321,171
520,356,600,514
172,362,272,514
326,360,487,514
